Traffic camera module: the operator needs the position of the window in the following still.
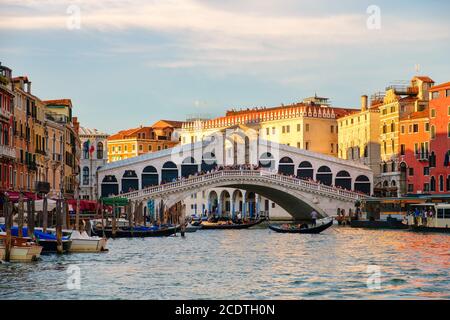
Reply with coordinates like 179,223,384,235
286,125,290,133
439,175,444,192
139,144,143,151
431,92,439,100
431,109,436,117
82,167,89,185
408,168,414,176
382,123,387,134
401,125,405,134
408,184,414,193
83,141,89,159
297,142,301,148
446,89,450,98
331,126,334,133
448,123,450,138
305,124,309,132
413,124,418,133
149,145,152,151
391,106,396,113
272,127,276,134
297,124,301,132
266,128,269,135
391,122,395,132
330,143,334,153
92,142,101,159
400,144,406,155
282,126,285,134
424,183,430,192
424,167,429,176
305,142,309,150
431,125,436,139
382,108,387,115
425,123,429,132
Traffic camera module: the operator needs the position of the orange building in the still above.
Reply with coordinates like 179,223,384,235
398,108,430,194
108,120,182,162
428,81,450,193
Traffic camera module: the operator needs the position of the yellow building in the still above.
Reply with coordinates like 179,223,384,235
108,120,182,162
338,95,381,177
181,96,355,157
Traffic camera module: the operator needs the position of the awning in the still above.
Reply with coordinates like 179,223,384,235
66,199,98,212
2,191,41,202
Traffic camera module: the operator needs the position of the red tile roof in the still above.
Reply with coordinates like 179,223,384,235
429,81,450,92
414,76,435,83
44,99,72,106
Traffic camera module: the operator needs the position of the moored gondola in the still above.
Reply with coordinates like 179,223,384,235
92,225,180,238
200,218,265,230
269,219,333,234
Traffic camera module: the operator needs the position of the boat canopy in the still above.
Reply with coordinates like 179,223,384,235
101,197,129,206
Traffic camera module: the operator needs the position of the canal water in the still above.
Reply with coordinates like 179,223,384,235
1,226,449,299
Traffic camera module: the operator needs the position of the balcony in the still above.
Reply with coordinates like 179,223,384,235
386,85,418,96
415,151,429,161
27,161,37,171
52,153,62,162
0,144,16,159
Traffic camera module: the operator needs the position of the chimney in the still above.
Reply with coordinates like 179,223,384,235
27,81,31,94
361,95,368,111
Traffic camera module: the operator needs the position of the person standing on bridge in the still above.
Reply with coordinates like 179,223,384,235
311,210,318,227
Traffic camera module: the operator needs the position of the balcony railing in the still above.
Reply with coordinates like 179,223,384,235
415,151,430,161
0,144,16,159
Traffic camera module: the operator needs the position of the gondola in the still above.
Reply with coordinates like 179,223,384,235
200,218,265,230
92,225,180,238
268,219,333,234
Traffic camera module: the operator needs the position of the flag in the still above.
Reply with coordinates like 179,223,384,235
89,144,95,155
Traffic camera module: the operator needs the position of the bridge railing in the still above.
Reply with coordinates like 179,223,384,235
117,170,368,201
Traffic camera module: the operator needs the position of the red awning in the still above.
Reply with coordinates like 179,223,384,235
3,191,41,202
67,199,99,212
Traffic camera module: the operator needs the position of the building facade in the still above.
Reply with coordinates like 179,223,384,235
0,63,15,192
429,81,450,193
44,99,81,199
376,76,434,196
108,120,182,163
338,95,381,180
79,127,108,200
181,96,353,157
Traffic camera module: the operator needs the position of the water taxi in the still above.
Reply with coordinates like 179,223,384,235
405,203,450,233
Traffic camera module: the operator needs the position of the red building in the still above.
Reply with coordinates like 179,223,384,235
0,62,15,191
429,81,450,193
399,108,430,194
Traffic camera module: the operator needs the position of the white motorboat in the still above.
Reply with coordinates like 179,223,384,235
0,233,43,262
68,230,108,253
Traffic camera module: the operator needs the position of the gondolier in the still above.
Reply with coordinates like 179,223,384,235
311,210,318,226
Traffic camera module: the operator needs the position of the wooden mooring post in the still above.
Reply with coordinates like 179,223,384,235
18,192,24,238
56,199,63,254
27,200,35,238
42,195,48,233
4,198,12,262
111,203,117,238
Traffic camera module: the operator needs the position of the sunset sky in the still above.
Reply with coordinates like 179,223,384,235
1,0,449,133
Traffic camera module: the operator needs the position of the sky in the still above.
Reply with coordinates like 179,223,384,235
1,0,449,134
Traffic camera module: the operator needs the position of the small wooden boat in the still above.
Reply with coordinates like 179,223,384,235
69,231,108,252
200,218,265,230
92,225,180,238
0,234,43,262
269,219,333,234
185,223,202,232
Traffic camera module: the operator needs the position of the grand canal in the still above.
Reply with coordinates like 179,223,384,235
1,226,449,300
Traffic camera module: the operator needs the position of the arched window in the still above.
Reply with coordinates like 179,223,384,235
82,166,89,185
97,142,104,159
439,175,444,192
430,176,436,192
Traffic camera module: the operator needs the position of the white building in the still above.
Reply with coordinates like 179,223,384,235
79,127,108,200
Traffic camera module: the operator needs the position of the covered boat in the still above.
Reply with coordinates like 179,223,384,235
269,218,333,234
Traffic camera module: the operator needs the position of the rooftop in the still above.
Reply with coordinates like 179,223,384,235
79,127,109,137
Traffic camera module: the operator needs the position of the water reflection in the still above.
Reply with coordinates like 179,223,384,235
1,227,449,299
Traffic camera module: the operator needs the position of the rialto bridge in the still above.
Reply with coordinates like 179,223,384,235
97,137,373,219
